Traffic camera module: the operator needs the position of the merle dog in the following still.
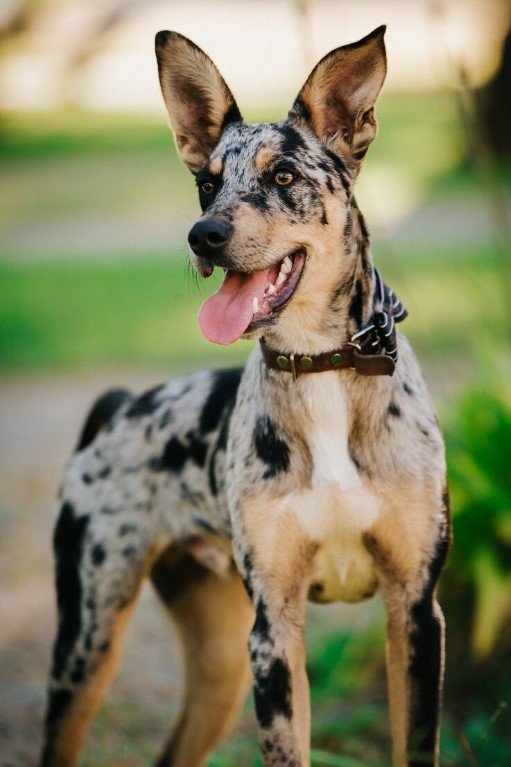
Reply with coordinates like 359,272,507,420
40,26,450,767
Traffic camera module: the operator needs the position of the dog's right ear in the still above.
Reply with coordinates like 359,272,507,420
155,31,243,173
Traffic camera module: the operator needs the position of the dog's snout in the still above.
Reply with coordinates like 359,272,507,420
188,219,233,259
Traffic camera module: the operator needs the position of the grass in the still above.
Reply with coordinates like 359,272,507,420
0,255,251,372
0,244,506,373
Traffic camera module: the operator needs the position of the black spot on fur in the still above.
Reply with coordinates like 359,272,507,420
274,182,299,213
208,399,234,497
159,408,172,430
348,278,364,326
122,545,137,559
254,656,293,729
91,543,106,566
52,503,89,680
76,388,132,451
200,369,242,434
82,473,93,485
356,206,369,240
70,656,86,684
220,101,243,132
254,416,290,479
118,523,137,537
186,431,208,468
323,147,350,194
98,466,111,479
193,517,218,535
42,687,73,758
253,598,270,637
241,190,270,212
388,402,401,417
242,551,254,599
125,384,164,418
277,123,307,156
151,436,188,472
403,383,414,395
325,174,335,193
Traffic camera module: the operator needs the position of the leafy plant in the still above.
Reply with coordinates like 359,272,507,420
444,387,511,658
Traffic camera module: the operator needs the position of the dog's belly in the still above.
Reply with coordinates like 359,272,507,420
293,483,380,604
308,534,378,604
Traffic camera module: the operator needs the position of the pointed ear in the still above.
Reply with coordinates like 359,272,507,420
289,26,387,163
155,31,243,173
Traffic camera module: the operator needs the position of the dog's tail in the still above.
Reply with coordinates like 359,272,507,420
76,388,133,451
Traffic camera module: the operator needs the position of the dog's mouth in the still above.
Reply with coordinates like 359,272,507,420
198,249,306,345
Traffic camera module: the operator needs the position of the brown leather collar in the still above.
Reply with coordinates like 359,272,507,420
259,268,407,379
260,339,396,378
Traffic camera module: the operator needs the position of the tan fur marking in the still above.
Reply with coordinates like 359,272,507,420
254,146,279,173
209,156,223,176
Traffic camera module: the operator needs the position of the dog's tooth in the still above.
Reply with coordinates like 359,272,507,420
281,256,292,274
252,296,259,314
267,283,276,295
276,271,287,286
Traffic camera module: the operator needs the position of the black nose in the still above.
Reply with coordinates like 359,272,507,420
188,219,233,259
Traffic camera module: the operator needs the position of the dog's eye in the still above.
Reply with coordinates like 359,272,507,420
201,181,215,195
274,169,295,186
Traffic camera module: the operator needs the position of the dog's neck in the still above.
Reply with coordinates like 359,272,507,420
263,197,376,356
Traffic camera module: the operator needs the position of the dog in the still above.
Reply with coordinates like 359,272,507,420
39,26,450,767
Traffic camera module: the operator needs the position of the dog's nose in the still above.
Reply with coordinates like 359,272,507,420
188,219,233,259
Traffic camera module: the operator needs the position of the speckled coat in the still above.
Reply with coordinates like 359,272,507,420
40,26,450,767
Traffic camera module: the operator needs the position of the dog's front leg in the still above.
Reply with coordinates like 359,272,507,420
383,581,446,767
365,513,450,767
235,506,317,767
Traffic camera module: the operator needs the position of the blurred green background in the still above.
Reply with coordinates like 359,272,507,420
1,1,511,765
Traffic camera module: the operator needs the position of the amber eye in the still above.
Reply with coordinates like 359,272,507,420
201,181,215,195
274,169,295,186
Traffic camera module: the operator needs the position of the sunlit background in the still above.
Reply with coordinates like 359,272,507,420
1,1,511,765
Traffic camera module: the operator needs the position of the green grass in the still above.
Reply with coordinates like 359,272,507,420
0,255,254,371
0,245,506,372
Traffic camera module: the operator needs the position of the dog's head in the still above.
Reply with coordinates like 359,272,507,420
155,28,386,348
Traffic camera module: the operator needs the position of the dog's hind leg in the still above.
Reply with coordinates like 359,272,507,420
40,499,160,767
151,548,254,767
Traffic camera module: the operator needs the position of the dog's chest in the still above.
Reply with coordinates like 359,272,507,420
292,377,380,603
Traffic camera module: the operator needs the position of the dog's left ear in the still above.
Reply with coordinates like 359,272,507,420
155,31,243,173
289,26,386,163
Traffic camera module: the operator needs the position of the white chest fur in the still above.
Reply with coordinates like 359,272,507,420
292,375,380,603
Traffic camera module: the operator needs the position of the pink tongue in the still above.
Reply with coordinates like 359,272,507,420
199,268,271,345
